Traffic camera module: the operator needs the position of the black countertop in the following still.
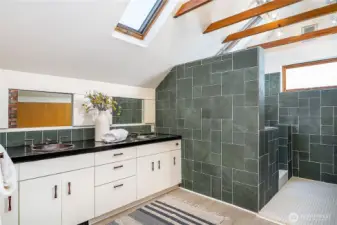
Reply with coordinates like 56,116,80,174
6,134,182,164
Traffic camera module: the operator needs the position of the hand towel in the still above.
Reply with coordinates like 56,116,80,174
0,145,17,197
102,129,129,143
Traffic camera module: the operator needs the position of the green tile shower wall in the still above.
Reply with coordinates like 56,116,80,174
0,125,151,147
265,72,337,185
155,48,265,212
259,127,279,210
112,97,143,124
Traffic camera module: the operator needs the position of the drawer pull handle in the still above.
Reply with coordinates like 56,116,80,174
174,157,176,165
158,160,161,170
113,165,124,170
152,162,154,171
8,196,12,212
68,182,71,195
176,143,179,146
113,153,123,157
114,184,124,189
54,185,58,199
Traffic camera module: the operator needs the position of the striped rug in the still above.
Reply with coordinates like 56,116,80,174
107,195,225,225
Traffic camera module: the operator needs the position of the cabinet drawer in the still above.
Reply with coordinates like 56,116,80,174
137,140,181,157
95,147,137,166
95,176,136,217
19,154,94,181
95,159,136,186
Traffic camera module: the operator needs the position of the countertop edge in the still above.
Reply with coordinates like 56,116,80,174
11,136,182,164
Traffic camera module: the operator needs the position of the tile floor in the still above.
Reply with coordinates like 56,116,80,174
260,177,337,225
94,188,280,225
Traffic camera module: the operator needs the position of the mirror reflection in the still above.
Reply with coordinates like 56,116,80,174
8,89,73,128
112,97,143,124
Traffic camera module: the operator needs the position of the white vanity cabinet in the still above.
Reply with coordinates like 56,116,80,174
170,150,182,187
136,141,181,200
61,168,95,225
94,147,138,217
10,140,181,225
20,174,63,225
20,167,94,225
18,154,95,225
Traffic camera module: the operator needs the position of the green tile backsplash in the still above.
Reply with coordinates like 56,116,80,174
0,125,151,148
26,131,43,145
58,129,72,143
43,130,58,142
7,132,25,147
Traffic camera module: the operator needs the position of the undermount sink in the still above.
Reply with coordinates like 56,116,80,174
136,134,158,140
32,143,74,152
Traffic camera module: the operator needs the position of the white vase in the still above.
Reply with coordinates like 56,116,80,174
95,111,110,142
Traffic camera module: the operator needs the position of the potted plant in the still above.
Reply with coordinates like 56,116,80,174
82,91,121,141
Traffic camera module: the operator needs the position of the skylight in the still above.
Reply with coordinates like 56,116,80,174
116,0,167,40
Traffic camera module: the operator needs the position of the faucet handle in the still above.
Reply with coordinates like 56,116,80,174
45,138,52,144
24,139,34,147
58,136,68,144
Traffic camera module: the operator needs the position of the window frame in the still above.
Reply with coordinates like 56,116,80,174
115,0,168,40
282,58,337,92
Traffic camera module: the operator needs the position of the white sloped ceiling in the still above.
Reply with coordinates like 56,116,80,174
0,0,334,88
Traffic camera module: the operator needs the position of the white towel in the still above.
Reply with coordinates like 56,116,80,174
102,129,129,143
0,145,17,197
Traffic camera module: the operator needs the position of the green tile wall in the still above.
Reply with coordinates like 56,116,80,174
156,48,266,212
265,72,337,185
0,125,151,147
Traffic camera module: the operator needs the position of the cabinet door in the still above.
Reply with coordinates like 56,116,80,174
0,185,19,225
170,150,182,186
156,152,171,192
62,167,95,225
137,155,158,200
20,174,62,225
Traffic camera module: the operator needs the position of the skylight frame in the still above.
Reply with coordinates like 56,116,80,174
115,0,167,40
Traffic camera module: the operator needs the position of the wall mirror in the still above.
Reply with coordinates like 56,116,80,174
8,89,73,128
112,97,143,124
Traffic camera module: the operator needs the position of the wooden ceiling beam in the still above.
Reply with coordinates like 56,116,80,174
204,0,302,34
251,26,337,49
174,0,213,18
223,3,337,43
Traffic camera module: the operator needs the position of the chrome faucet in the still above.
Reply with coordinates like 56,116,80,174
24,139,35,148
44,138,52,145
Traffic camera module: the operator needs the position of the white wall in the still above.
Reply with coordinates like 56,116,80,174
0,69,155,129
264,35,337,74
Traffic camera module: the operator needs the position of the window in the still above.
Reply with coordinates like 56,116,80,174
115,0,167,40
282,58,337,92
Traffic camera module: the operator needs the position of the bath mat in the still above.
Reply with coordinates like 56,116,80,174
107,195,225,225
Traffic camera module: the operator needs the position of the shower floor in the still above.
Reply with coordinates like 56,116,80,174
259,177,337,225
